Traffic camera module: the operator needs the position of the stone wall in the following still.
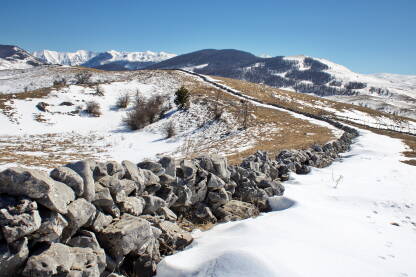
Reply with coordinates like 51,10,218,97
0,113,358,276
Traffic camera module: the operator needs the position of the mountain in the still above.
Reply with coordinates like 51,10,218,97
32,49,97,66
33,49,176,70
0,45,45,70
148,49,416,119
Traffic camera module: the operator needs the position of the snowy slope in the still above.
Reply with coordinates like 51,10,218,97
157,128,416,277
32,49,97,66
33,49,177,70
0,45,45,70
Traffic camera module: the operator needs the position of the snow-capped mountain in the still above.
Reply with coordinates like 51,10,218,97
32,49,97,66
33,49,176,70
148,49,416,119
0,45,45,70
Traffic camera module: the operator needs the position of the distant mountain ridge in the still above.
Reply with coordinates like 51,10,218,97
33,49,176,70
0,45,45,70
148,49,416,119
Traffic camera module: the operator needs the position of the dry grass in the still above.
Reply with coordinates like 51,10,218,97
176,72,336,165
212,76,416,125
210,75,416,166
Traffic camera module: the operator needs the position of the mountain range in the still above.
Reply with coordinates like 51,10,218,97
32,49,176,70
1,45,415,119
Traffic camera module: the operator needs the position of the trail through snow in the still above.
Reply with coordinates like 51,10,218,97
156,129,416,277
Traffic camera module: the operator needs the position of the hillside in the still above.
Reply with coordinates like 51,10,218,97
148,49,416,120
0,66,415,277
0,45,46,70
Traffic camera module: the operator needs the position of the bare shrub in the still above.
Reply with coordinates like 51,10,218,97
164,121,176,138
116,93,130,109
53,77,67,87
75,72,92,84
94,85,104,96
85,101,101,117
123,94,167,130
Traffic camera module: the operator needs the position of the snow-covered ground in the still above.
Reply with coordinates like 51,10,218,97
157,129,416,277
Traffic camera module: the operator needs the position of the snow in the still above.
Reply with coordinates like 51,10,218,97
157,128,416,277
32,50,97,66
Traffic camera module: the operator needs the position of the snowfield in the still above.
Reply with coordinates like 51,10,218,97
156,128,416,277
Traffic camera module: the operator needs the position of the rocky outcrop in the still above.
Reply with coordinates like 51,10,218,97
0,119,358,276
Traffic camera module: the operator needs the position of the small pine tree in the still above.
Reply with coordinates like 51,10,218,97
174,86,190,110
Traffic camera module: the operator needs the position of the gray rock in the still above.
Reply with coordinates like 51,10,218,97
194,203,217,223
50,166,84,197
137,161,163,174
156,220,193,255
68,231,106,274
122,160,145,186
0,197,41,243
62,198,96,240
119,197,145,216
143,195,166,215
0,237,29,277
23,243,74,276
171,184,192,208
142,169,160,186
93,162,108,181
69,247,100,277
32,210,68,242
156,185,178,208
0,167,75,214
215,200,259,222
65,159,96,201
157,206,177,222
158,156,176,177
207,173,226,190
97,214,155,258
89,211,113,233
99,176,138,203
180,160,196,180
159,173,176,185
105,161,125,179
93,183,114,209
207,188,230,206
190,178,208,204
197,155,230,181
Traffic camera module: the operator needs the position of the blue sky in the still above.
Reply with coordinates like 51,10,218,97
1,0,415,74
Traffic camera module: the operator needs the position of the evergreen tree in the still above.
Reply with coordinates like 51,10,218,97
174,86,190,110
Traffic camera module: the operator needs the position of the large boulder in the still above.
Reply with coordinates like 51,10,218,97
50,166,84,197
99,176,139,203
197,155,230,181
67,231,106,274
32,210,68,243
22,243,74,276
156,220,193,255
0,237,29,277
122,160,145,186
0,197,41,243
158,156,176,177
142,196,166,215
97,214,155,259
119,197,146,216
106,161,125,179
137,161,164,175
215,200,259,222
0,167,75,214
88,211,113,233
65,159,97,201
62,198,96,241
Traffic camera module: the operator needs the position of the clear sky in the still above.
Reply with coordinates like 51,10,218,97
1,0,415,74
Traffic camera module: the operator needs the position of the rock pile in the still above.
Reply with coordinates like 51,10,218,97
0,125,358,276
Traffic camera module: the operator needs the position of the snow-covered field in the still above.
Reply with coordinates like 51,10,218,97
157,129,416,277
